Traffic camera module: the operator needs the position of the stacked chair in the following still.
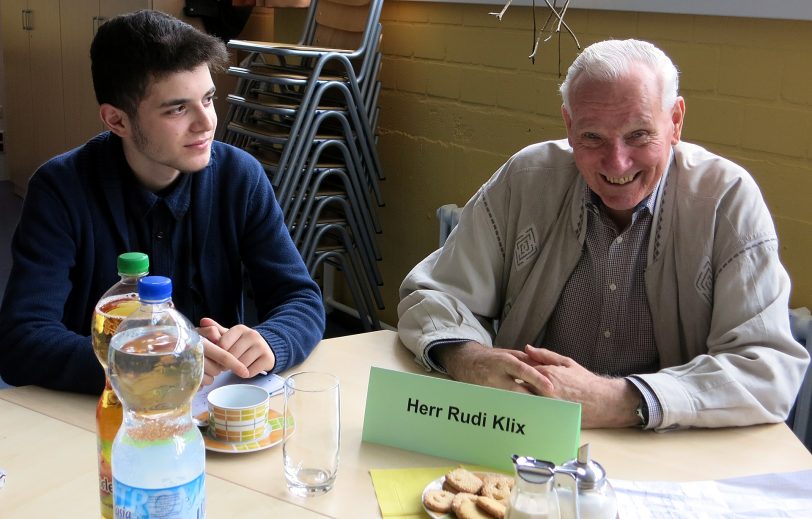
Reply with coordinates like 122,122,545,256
218,0,385,330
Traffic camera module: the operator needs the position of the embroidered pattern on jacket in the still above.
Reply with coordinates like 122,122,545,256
651,170,669,262
481,195,505,256
515,226,539,269
718,237,778,274
695,256,713,305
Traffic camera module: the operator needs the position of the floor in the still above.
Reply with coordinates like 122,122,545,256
0,179,364,389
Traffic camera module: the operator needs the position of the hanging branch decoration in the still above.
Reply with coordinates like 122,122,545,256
488,0,513,21
489,0,581,72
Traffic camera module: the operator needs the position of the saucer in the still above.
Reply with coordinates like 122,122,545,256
195,408,286,454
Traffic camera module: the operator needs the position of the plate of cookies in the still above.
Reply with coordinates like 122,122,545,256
422,467,514,519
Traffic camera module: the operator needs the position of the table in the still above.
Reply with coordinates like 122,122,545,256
0,397,324,517
2,330,811,518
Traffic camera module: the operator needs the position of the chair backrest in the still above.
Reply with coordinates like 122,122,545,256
437,204,463,247
299,0,381,52
789,308,812,451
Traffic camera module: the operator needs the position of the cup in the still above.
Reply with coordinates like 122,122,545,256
207,384,270,442
283,371,341,496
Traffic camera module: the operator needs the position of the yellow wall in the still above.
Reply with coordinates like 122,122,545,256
277,3,812,325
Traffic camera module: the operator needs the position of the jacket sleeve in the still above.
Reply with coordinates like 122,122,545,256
239,164,325,373
397,188,504,369
639,174,809,430
0,174,104,393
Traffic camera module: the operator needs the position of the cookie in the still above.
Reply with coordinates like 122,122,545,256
451,492,479,515
455,498,492,519
481,474,513,502
445,468,484,494
482,473,514,489
423,489,456,513
477,495,508,519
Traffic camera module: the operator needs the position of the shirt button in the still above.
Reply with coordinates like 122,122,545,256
616,236,624,244
604,330,611,338
609,283,617,291
155,231,165,240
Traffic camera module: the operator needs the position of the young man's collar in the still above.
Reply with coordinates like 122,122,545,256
124,167,192,221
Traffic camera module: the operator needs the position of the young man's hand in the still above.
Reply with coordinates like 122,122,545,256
198,317,276,385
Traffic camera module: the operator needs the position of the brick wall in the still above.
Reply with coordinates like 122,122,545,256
277,3,812,325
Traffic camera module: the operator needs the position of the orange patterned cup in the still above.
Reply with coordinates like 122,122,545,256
207,384,270,442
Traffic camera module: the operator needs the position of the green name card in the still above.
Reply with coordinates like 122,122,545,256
362,367,581,471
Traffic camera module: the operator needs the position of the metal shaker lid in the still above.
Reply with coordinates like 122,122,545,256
511,454,556,484
560,444,607,490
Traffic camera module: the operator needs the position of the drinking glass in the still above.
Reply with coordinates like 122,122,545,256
283,371,341,496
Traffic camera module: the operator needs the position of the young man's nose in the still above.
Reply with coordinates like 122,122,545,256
191,104,216,132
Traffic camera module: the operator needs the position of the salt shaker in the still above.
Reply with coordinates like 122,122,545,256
559,444,617,519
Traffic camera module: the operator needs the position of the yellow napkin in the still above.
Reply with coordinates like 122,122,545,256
369,466,454,518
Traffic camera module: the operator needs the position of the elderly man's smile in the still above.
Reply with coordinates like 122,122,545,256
603,172,639,185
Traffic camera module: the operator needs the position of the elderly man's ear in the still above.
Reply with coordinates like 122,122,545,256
670,97,686,145
561,105,574,146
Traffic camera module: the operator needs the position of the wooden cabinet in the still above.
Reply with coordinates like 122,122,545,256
1,1,150,195
1,0,65,196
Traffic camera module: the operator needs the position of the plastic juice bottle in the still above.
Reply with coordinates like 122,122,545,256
108,276,206,519
91,252,149,519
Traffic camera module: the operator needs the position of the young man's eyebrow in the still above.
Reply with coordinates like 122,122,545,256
159,87,216,108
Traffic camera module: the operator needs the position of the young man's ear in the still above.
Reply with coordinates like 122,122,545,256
99,104,130,138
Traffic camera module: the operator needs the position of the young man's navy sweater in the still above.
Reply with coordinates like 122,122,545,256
0,132,325,393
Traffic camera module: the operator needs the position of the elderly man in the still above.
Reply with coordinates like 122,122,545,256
397,39,808,430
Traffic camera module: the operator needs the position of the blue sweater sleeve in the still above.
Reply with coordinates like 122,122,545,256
0,171,105,393
233,151,326,372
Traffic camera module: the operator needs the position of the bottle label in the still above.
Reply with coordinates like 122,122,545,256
114,473,205,519
98,436,114,518
98,383,123,519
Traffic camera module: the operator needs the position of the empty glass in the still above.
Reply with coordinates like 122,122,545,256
283,371,341,496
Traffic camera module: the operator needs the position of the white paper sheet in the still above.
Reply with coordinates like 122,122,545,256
613,469,812,518
192,371,285,417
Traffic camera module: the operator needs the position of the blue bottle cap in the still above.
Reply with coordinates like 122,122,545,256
137,276,172,303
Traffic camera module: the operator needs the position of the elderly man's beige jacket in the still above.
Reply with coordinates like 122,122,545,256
398,139,809,430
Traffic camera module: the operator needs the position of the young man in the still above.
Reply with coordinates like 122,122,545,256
398,39,808,430
0,10,325,393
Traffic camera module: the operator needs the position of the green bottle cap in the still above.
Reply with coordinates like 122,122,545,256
117,252,149,276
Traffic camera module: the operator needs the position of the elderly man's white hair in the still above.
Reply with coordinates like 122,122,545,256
559,39,679,113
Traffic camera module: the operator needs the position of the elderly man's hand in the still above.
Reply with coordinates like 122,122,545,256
434,341,555,395
198,317,276,386
519,346,642,428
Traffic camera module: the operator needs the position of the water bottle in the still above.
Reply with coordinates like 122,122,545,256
91,252,149,519
108,276,206,518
